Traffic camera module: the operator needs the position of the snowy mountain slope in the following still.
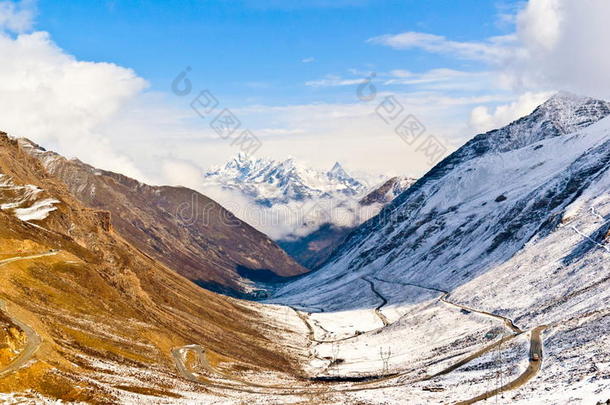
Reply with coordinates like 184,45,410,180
264,93,610,403
271,92,610,303
360,176,417,206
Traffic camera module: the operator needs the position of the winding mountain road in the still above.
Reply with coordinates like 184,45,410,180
362,277,390,327
375,276,546,404
0,251,57,378
439,294,524,334
0,300,42,378
172,275,547,403
171,345,225,383
456,326,547,405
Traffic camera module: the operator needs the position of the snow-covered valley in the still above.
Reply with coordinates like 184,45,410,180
262,93,610,404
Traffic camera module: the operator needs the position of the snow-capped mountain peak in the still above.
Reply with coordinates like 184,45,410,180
327,162,364,190
535,91,610,135
203,155,367,206
464,92,610,158
390,93,610,211
328,162,346,177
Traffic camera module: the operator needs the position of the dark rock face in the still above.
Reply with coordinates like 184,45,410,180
94,210,112,232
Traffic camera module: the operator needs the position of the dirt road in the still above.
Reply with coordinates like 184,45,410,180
173,275,547,402
171,345,222,383
362,277,391,327
0,300,42,378
0,251,58,378
440,294,524,334
0,250,58,268
374,276,547,404
456,326,547,405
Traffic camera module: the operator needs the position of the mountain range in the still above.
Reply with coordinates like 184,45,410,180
17,139,307,298
203,154,368,207
0,92,608,404
202,154,416,269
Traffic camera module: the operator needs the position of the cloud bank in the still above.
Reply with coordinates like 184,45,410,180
370,0,610,128
0,27,149,180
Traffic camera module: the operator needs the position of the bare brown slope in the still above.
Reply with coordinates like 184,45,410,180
0,133,305,402
17,138,306,297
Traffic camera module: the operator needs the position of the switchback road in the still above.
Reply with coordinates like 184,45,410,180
173,275,547,403
0,251,57,378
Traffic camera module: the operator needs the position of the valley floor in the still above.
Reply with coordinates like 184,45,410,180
1,200,609,404
0,244,608,404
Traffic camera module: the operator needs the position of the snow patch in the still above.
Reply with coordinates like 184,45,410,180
0,173,60,222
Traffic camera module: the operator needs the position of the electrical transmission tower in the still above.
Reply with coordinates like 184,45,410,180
379,346,392,374
330,342,340,376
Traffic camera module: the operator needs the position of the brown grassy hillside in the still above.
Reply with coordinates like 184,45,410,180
0,133,306,403
16,138,307,298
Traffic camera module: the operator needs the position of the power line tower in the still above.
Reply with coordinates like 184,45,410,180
495,334,505,404
379,346,392,374
330,342,340,376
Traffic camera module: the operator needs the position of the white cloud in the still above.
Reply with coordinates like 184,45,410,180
468,91,554,133
0,0,34,33
302,57,315,63
305,74,365,87
509,0,610,99
160,158,205,191
0,30,149,180
368,0,610,146
517,0,562,51
368,31,515,63
494,1,524,29
383,68,497,92
306,68,497,93
370,0,610,100
199,184,381,240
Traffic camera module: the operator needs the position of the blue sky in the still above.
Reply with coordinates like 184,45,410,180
36,0,517,106
2,0,605,188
